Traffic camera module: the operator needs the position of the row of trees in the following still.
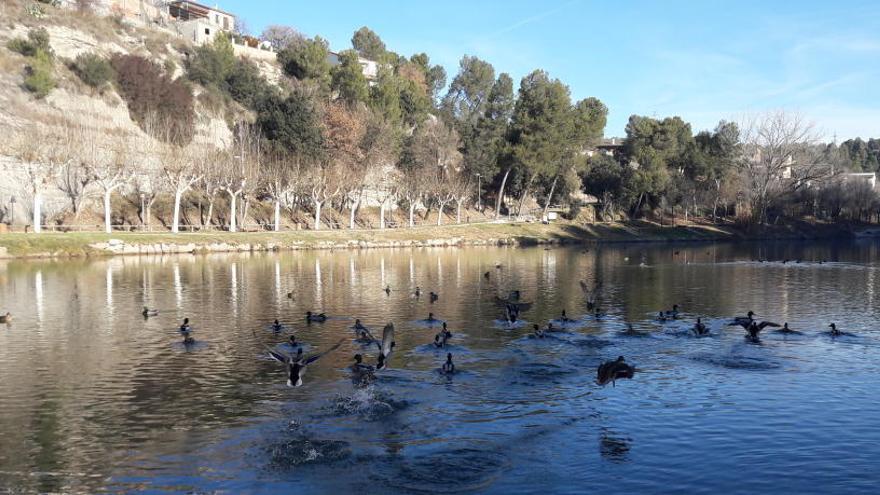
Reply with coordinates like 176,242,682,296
6,22,879,232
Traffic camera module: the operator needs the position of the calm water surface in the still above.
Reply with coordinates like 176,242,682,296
2,241,880,494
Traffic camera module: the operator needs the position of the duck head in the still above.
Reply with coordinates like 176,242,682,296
354,354,363,364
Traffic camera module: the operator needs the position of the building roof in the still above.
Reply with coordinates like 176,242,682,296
168,0,234,17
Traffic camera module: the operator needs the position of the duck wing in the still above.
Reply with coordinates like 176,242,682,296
303,339,345,365
267,347,292,364
381,324,395,357
728,320,750,329
757,321,781,330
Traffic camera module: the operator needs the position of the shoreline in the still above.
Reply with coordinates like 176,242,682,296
0,220,866,259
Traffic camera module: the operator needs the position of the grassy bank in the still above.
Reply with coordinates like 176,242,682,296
0,220,858,258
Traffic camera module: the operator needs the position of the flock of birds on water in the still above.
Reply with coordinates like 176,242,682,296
0,257,853,390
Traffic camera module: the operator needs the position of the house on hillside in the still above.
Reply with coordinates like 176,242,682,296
327,51,380,83
167,0,235,45
843,172,877,190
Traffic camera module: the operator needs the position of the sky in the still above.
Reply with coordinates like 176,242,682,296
221,0,880,141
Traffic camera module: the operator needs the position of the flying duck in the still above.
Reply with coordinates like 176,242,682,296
305,311,327,323
267,339,343,387
743,320,781,341
375,323,396,370
730,311,756,327
350,354,376,385
597,356,635,386
142,307,158,318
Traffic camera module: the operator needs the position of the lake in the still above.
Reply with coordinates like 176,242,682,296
1,241,880,494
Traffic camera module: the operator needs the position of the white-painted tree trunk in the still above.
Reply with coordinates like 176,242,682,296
409,203,416,228
314,200,323,230
379,200,386,229
103,189,113,233
228,192,238,232
456,200,464,223
32,191,42,234
273,199,281,232
436,204,446,225
495,168,512,219
172,189,182,233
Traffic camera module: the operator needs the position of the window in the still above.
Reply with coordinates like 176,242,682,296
223,16,229,30
205,28,210,35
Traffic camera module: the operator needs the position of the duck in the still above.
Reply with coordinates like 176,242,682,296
505,303,519,324
352,319,368,332
375,323,396,370
429,291,439,303
433,322,452,347
414,286,421,299
776,322,802,335
441,353,455,374
426,312,440,323
483,271,490,280
559,309,574,323
531,323,546,338
664,305,680,319
350,354,376,385
271,319,283,332
597,356,635,387
692,318,708,335
829,323,843,337
287,292,294,300
288,334,299,347
179,318,191,333
495,263,502,270
743,320,781,341
305,311,327,323
142,307,158,318
267,340,343,387
545,322,562,333
1,312,12,323
730,311,756,327
657,312,669,323
384,285,391,296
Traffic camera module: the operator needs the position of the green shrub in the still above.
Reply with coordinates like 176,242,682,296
71,52,114,87
24,50,55,98
7,28,52,57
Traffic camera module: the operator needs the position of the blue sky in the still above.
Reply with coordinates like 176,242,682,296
223,0,880,140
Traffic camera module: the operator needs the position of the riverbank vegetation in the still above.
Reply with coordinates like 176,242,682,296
1,2,879,238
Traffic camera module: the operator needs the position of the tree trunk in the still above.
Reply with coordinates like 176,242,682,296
495,168,512,219
437,203,445,226
273,199,281,232
241,197,250,231
172,189,182,233
33,191,42,234
541,175,559,220
408,202,416,228
206,198,215,230
516,176,534,219
146,201,152,231
103,189,113,234
228,191,238,232
314,200,323,230
456,200,463,224
379,199,386,229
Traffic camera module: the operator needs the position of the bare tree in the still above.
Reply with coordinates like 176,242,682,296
349,110,397,230
81,129,133,233
159,138,202,233
263,153,303,232
311,102,364,230
376,168,400,229
450,169,473,223
57,147,94,221
739,111,833,224
8,124,76,233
